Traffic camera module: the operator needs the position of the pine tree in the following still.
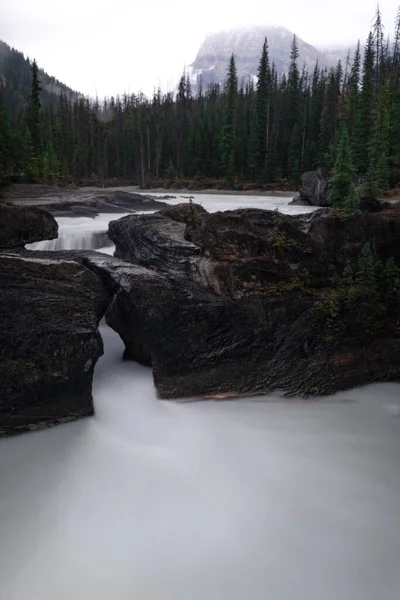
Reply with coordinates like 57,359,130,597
247,109,259,180
383,256,400,294
264,124,278,182
353,33,375,171
369,80,390,193
23,129,40,182
221,54,238,179
372,4,385,86
287,35,300,127
288,121,302,183
255,37,270,174
357,243,377,288
345,41,361,143
328,126,357,209
27,59,42,162
0,93,13,182
319,68,341,168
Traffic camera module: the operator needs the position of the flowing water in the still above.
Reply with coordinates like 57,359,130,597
1,193,400,599
27,192,316,253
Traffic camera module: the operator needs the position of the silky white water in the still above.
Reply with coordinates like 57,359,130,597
26,192,316,252
1,193,400,599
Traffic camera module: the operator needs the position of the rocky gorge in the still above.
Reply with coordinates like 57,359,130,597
1,195,400,436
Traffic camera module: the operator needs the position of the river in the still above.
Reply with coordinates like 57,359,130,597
1,193,400,599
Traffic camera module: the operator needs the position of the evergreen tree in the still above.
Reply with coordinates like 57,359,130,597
369,80,391,193
372,4,385,85
23,129,40,182
221,55,238,179
27,59,42,162
357,243,377,288
255,38,271,174
264,124,278,182
0,93,13,182
345,41,361,143
328,126,357,209
353,33,376,171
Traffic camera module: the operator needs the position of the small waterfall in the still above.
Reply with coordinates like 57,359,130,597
26,214,129,252
28,230,112,251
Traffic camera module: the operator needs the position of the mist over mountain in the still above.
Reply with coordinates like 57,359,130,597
0,40,77,114
189,26,352,88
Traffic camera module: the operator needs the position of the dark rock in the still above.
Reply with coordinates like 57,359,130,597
357,196,390,212
40,191,169,218
0,204,58,249
104,203,400,398
308,205,400,266
292,170,329,207
159,202,207,225
108,212,205,279
92,231,113,249
289,195,312,206
0,253,111,436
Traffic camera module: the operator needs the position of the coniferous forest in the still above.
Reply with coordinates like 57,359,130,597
1,7,400,197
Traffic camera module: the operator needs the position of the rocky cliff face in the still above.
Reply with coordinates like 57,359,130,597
189,26,350,88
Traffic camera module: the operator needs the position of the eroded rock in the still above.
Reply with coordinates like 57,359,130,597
0,253,111,435
0,203,58,248
103,203,400,399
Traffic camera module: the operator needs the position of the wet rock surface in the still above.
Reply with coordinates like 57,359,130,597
0,203,58,249
2,199,400,436
0,253,110,435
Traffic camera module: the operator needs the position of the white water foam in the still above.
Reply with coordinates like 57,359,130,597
26,213,129,252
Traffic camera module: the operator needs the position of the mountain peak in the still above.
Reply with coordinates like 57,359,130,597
189,25,350,88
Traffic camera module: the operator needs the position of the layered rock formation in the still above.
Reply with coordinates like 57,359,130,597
0,255,110,435
0,205,110,436
2,199,399,436
104,203,400,399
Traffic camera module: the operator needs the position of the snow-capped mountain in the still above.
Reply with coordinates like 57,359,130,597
189,26,351,88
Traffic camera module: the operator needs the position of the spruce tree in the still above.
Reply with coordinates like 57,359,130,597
357,243,377,288
255,38,270,174
264,125,278,182
0,94,12,182
369,80,390,193
328,126,357,210
353,33,375,172
345,41,361,143
27,59,42,162
221,54,238,179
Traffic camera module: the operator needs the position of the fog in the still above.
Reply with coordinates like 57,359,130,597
0,324,399,599
2,0,399,96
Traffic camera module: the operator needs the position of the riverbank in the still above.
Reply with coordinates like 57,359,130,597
3,183,296,206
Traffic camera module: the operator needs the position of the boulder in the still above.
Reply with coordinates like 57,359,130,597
0,253,111,436
0,203,58,249
290,170,329,207
103,204,400,398
357,196,391,212
308,205,400,266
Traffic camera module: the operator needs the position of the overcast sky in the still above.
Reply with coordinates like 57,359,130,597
1,0,399,97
